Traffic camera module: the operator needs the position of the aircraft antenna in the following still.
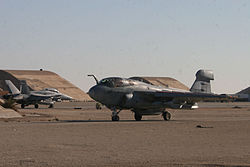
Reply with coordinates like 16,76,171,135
87,74,99,84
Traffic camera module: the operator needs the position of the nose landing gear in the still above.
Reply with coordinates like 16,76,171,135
111,108,121,121
112,115,120,121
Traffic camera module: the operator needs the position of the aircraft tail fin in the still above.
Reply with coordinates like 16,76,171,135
20,80,30,94
5,80,21,95
190,70,214,94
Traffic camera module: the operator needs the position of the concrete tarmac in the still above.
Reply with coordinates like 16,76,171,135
0,102,250,167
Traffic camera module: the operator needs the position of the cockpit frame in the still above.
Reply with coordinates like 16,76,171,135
99,77,136,88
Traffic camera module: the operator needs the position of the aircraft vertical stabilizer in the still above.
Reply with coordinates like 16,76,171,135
190,70,214,94
5,80,20,95
20,80,30,94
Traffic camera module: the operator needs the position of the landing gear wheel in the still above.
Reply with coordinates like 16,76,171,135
96,103,102,110
49,104,54,108
34,104,39,109
112,115,120,121
134,113,142,121
21,104,25,109
162,111,171,121
111,108,121,121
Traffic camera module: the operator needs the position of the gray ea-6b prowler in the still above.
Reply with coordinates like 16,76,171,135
88,70,231,121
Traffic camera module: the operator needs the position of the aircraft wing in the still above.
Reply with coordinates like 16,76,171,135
132,91,231,109
28,93,54,101
134,91,229,101
155,91,228,102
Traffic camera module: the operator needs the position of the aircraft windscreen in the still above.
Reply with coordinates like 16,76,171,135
99,78,135,88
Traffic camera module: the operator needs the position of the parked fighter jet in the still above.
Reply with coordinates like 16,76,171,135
5,80,56,108
88,70,230,121
41,88,73,101
19,80,73,102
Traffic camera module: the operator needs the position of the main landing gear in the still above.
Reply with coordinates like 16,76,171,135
34,104,39,109
162,111,171,121
21,104,38,109
49,104,54,108
21,104,25,109
134,112,142,121
134,111,171,121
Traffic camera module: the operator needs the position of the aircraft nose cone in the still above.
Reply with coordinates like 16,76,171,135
88,85,107,103
88,85,98,100
61,94,73,101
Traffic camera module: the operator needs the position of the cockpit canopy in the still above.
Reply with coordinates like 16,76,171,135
43,88,59,93
99,77,136,88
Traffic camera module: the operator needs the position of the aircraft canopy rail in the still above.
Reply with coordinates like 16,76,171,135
99,77,136,88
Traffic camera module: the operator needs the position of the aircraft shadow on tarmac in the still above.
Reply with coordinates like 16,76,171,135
35,119,168,124
60,119,165,123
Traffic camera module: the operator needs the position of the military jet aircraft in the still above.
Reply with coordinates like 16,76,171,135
19,80,73,102
88,70,230,121
5,80,57,108
41,88,73,101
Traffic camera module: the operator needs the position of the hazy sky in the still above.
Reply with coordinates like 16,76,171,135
0,0,250,93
